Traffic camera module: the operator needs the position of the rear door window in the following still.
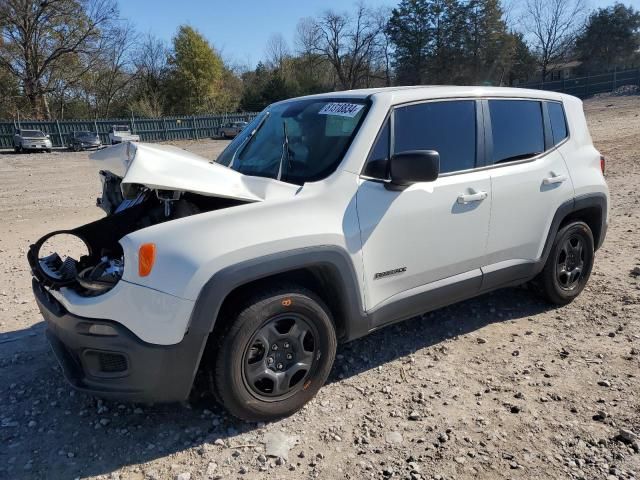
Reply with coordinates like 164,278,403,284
393,100,477,174
488,100,544,164
548,102,568,145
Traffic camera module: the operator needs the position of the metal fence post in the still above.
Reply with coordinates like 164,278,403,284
55,120,64,148
162,117,168,141
193,115,199,140
613,67,617,91
585,73,589,97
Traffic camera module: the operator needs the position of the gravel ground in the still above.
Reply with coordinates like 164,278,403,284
1,95,639,480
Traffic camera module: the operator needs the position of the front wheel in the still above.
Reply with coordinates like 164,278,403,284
212,286,337,421
537,221,594,305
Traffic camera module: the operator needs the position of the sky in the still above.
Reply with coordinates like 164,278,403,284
118,0,639,68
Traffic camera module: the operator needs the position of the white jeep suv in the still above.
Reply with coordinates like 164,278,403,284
28,86,608,421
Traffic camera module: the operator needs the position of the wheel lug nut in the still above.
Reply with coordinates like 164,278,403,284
271,344,278,351
267,357,274,365
276,363,283,370
283,342,290,348
286,353,293,360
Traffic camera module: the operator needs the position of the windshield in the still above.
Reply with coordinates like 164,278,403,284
76,131,97,137
215,99,368,185
22,130,46,137
113,126,129,131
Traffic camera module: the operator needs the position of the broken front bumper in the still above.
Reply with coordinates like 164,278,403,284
33,279,207,403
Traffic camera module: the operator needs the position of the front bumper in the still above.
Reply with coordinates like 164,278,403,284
33,279,208,403
24,143,51,149
79,143,103,150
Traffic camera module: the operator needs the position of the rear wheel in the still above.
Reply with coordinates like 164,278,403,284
537,221,594,305
212,286,337,421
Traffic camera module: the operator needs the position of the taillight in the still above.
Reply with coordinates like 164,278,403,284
600,155,605,175
138,243,156,277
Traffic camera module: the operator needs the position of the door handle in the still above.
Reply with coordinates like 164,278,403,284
457,190,488,204
543,172,568,185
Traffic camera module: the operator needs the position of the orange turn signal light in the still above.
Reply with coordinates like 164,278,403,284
138,243,156,277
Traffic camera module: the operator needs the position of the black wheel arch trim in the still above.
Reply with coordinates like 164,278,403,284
187,245,369,367
534,192,607,277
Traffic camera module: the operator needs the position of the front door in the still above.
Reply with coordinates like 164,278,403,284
356,99,491,314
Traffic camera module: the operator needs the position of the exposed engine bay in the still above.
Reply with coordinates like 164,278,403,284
28,170,245,296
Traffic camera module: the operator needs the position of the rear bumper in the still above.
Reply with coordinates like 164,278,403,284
33,279,208,403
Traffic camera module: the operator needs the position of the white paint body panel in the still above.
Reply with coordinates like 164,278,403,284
52,86,607,346
356,170,491,309
486,149,573,264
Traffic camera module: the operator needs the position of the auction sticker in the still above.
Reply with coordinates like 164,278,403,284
318,103,364,117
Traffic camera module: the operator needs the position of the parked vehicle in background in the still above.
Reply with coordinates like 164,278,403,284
68,131,102,151
108,125,140,145
14,129,52,153
28,86,608,422
219,121,247,138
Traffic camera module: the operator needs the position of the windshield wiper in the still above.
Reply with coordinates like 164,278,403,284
277,120,292,181
230,112,270,168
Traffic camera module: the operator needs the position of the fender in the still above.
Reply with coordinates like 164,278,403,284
187,244,369,353
534,192,608,276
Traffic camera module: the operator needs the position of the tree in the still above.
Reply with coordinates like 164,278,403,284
522,0,586,82
464,0,512,84
131,34,169,117
387,0,513,85
575,3,640,72
310,4,384,90
165,25,226,114
507,31,537,85
0,0,117,118
386,0,432,84
265,33,290,71
0,66,21,119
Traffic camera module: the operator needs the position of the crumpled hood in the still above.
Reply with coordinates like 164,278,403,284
90,142,298,202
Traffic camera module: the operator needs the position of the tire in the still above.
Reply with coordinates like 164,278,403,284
212,285,337,421
537,221,594,305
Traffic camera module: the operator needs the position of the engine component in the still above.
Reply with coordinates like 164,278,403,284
77,257,124,293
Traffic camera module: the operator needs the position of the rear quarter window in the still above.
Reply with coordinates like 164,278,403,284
548,102,568,145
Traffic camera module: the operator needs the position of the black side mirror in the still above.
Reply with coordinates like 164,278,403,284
389,150,440,186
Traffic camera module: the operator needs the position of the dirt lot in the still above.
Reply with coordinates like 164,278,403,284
1,95,639,480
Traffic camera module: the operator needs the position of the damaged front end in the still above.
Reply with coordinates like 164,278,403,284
28,144,252,297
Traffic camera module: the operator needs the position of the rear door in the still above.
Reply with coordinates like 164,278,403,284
483,99,574,279
357,99,491,315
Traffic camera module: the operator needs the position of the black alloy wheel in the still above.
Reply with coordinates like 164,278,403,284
212,285,337,421
243,313,318,400
537,221,594,305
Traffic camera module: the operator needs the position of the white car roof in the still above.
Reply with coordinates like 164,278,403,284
282,85,573,105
